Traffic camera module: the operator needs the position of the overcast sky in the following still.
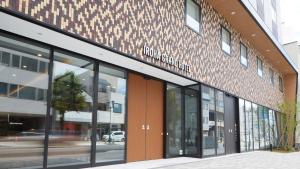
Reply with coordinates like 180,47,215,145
280,0,300,44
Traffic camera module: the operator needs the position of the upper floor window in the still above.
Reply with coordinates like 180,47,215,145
240,43,248,67
257,57,263,77
279,76,283,92
185,0,200,33
269,68,274,85
221,27,231,55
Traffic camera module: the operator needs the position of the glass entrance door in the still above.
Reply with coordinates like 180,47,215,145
184,89,199,156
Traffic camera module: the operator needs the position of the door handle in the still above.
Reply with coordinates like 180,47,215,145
142,125,145,130
147,125,150,130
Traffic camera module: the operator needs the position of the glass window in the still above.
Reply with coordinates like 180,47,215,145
252,104,259,150
269,68,274,85
245,101,253,151
239,99,246,152
48,50,94,167
257,57,263,77
19,86,36,100
184,89,199,156
39,61,47,73
0,82,8,97
273,111,279,147
221,27,231,54
37,89,46,101
202,85,216,156
216,90,224,155
8,84,18,98
1,51,10,66
166,84,183,157
0,32,49,169
96,64,126,163
186,0,200,33
21,57,38,72
240,43,248,67
279,76,283,92
12,54,20,68
258,106,265,149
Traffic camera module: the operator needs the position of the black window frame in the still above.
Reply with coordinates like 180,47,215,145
257,57,263,78
220,26,231,56
184,0,201,35
240,42,248,68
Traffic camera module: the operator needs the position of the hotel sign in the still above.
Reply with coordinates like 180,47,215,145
143,44,191,73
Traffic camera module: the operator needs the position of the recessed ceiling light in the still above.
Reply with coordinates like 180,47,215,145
23,65,27,68
266,49,270,52
12,74,16,77
37,53,42,57
251,33,256,37
230,11,236,15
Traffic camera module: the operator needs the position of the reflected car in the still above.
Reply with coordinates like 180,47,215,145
102,131,125,142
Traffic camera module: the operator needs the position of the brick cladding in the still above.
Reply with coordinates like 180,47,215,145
0,0,284,110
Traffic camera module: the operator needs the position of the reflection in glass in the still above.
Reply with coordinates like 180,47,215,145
245,101,253,151
264,108,270,148
273,112,279,147
258,106,265,149
0,33,49,169
166,84,182,157
47,50,93,167
216,91,224,154
239,99,246,152
269,110,276,147
184,89,198,156
252,104,259,150
96,64,126,163
202,86,216,156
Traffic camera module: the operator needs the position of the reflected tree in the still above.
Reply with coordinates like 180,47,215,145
51,71,86,130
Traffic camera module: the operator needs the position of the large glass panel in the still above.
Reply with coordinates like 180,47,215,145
0,33,49,169
245,101,253,151
258,106,265,149
264,107,270,148
269,110,277,147
184,89,198,156
202,86,216,156
166,84,182,157
252,104,259,150
216,90,224,154
274,111,279,147
96,64,126,163
48,50,94,167
239,99,246,152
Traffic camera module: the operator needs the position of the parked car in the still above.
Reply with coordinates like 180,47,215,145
102,131,125,142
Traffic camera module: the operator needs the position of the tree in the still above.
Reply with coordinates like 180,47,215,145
277,101,299,150
51,71,86,130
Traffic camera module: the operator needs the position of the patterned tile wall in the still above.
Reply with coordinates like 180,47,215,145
0,0,284,110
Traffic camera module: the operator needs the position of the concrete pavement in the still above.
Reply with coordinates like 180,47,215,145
86,151,300,169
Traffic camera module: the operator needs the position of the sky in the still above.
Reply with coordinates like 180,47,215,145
280,0,300,44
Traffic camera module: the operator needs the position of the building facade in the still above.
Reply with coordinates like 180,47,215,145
0,0,297,169
283,41,300,148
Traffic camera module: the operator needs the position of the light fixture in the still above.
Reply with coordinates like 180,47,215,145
230,11,236,15
266,49,270,52
37,53,42,57
82,78,85,81
251,33,256,37
23,65,27,68
12,74,16,77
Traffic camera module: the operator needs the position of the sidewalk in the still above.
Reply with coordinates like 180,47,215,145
84,151,300,169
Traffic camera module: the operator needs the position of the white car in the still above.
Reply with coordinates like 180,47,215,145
102,131,125,142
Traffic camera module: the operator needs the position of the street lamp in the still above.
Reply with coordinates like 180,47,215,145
108,100,115,143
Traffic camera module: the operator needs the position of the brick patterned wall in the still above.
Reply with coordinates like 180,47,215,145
0,0,284,110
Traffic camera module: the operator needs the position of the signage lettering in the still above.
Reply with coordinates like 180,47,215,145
143,44,191,73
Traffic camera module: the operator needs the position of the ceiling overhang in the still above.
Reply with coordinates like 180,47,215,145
205,0,298,75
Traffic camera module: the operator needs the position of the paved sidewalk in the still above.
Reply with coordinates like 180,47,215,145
85,151,300,169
